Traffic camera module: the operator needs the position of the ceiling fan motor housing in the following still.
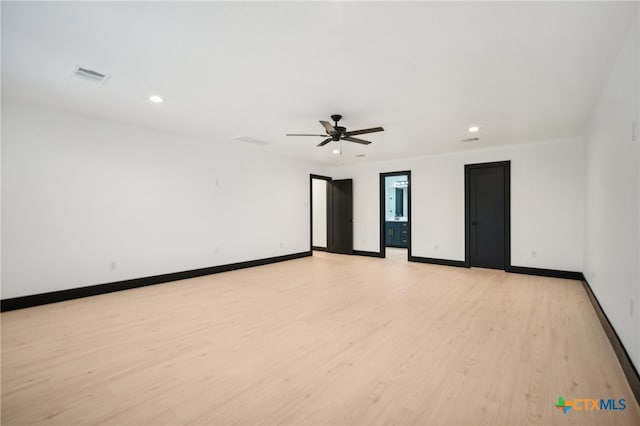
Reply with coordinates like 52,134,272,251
331,115,344,139
333,126,346,140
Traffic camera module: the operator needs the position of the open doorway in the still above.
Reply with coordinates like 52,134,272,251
310,174,354,255
379,171,411,259
310,175,330,252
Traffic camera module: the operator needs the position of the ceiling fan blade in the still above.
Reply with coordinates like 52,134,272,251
286,133,329,137
343,136,372,145
344,126,384,137
320,121,336,134
317,138,332,147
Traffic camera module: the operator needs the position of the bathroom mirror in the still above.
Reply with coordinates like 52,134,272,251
385,176,408,221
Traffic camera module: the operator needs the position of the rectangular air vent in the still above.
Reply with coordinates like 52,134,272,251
462,137,479,143
233,136,270,146
74,66,110,83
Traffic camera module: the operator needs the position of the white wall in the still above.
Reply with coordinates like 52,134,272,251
583,14,639,369
332,137,584,271
311,178,327,247
1,100,328,299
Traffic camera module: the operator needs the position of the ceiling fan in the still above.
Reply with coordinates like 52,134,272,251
286,114,384,147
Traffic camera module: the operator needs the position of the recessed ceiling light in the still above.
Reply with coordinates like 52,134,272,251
332,149,340,155
149,95,165,103
468,126,480,133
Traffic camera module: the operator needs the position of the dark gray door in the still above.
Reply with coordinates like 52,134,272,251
469,166,505,269
328,179,353,254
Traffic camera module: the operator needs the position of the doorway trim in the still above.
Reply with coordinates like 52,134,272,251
379,170,412,259
464,161,511,269
310,174,332,252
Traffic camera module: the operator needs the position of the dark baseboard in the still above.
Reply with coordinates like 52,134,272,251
409,255,467,268
507,265,583,280
581,278,640,406
353,250,384,258
1,251,312,312
312,246,328,252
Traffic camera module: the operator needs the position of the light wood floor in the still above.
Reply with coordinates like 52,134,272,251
2,251,639,426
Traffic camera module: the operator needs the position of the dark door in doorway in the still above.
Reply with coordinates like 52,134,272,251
465,162,510,269
328,179,353,254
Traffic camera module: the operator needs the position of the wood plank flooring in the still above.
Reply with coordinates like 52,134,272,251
2,250,639,425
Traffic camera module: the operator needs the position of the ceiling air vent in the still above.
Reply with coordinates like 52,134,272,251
233,136,271,146
462,137,479,143
73,66,110,83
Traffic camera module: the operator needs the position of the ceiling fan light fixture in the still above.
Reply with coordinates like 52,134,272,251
149,95,165,103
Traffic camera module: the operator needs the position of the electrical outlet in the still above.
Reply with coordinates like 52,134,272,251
214,246,219,254
110,261,116,270
434,244,439,251
531,251,537,258
279,242,284,248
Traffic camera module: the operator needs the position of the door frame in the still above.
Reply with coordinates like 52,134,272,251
464,161,511,269
379,171,412,259
310,174,332,252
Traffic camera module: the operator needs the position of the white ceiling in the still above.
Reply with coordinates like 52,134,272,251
2,1,637,165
